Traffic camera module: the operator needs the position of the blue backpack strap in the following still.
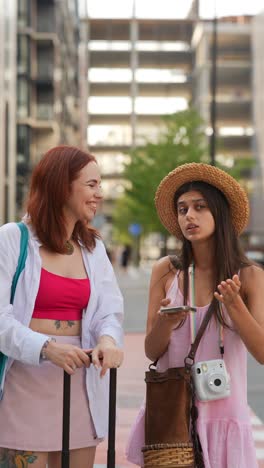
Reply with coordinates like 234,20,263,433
0,222,29,396
10,222,29,304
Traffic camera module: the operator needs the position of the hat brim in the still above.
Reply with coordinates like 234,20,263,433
155,163,249,239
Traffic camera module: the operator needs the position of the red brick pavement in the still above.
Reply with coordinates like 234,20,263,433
95,333,264,467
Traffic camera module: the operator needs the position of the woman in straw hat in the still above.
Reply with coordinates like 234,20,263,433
126,163,263,468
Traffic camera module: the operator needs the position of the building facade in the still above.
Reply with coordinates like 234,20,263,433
82,12,259,241
192,15,253,188
252,11,264,196
84,17,193,221
0,0,17,224
16,0,82,214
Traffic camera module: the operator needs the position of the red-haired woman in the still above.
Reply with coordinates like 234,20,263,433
0,146,124,468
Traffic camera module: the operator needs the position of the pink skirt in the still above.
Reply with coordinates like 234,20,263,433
0,335,103,452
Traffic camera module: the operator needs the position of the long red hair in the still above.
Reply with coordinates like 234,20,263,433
26,145,100,253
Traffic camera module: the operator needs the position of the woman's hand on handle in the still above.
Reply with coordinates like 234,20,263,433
91,335,124,377
43,341,92,375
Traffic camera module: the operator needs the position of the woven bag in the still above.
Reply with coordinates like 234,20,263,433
142,302,214,468
142,443,194,468
142,366,195,467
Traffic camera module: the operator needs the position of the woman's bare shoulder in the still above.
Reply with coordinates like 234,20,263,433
152,255,177,274
150,256,177,288
240,264,264,292
241,263,264,278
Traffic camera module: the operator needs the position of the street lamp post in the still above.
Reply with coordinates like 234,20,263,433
210,14,217,166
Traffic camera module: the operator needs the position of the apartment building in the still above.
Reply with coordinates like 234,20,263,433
16,0,82,213
86,18,193,221
250,11,264,239
83,11,260,239
0,0,17,224
252,11,264,196
192,12,264,242
192,15,253,189
85,17,193,220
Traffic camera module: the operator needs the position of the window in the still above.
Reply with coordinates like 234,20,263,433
16,125,31,208
101,179,127,199
88,125,132,146
89,41,131,51
136,42,190,52
135,124,165,145
17,125,30,166
95,152,130,175
17,35,30,74
88,68,132,82
88,97,132,114
136,69,187,83
17,0,30,28
135,97,188,114
17,78,30,118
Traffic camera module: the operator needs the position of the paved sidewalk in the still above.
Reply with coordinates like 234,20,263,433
95,333,264,468
95,333,148,467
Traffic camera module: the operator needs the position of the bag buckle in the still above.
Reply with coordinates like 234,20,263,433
184,355,194,372
148,360,158,371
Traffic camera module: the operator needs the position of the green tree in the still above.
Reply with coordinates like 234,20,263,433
113,109,207,240
113,108,254,244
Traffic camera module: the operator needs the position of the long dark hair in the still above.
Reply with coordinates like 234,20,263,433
171,181,251,327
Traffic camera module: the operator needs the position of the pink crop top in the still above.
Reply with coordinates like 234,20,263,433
32,268,90,321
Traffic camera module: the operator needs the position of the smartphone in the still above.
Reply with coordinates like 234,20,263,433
160,306,197,314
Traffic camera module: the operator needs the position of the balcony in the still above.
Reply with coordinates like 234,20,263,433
35,63,54,85
37,8,56,34
90,51,130,68
138,51,192,70
37,104,54,121
218,134,252,154
89,20,130,41
216,100,251,126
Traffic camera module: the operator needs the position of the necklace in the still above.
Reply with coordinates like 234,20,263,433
65,240,74,255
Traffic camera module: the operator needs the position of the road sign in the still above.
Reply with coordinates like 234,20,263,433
128,223,142,237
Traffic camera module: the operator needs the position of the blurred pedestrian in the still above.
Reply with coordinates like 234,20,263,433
127,163,263,468
120,244,131,270
0,145,124,468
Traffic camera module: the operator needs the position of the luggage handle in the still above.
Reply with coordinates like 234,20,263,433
62,371,71,468
62,353,117,468
87,352,117,468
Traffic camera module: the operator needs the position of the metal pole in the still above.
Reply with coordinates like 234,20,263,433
210,14,217,166
62,371,71,468
107,368,117,468
130,0,138,151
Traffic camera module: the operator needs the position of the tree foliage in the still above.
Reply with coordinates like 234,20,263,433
112,109,254,241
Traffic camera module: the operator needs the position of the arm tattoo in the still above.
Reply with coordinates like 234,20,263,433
54,320,75,330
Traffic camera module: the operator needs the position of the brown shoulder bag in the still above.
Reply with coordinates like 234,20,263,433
142,304,214,468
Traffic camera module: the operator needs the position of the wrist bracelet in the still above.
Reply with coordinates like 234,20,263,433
40,337,56,361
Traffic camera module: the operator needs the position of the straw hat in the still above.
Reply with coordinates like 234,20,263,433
155,162,249,238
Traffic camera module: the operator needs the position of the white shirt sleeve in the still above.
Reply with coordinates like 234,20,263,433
0,223,48,365
90,241,124,348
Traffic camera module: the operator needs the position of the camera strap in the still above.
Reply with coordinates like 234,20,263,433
188,264,224,358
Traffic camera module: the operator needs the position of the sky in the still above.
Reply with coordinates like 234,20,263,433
79,0,264,19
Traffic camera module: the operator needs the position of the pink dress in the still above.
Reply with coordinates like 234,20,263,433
126,273,258,468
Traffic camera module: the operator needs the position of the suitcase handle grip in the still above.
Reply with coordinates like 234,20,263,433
62,371,71,468
87,351,117,467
